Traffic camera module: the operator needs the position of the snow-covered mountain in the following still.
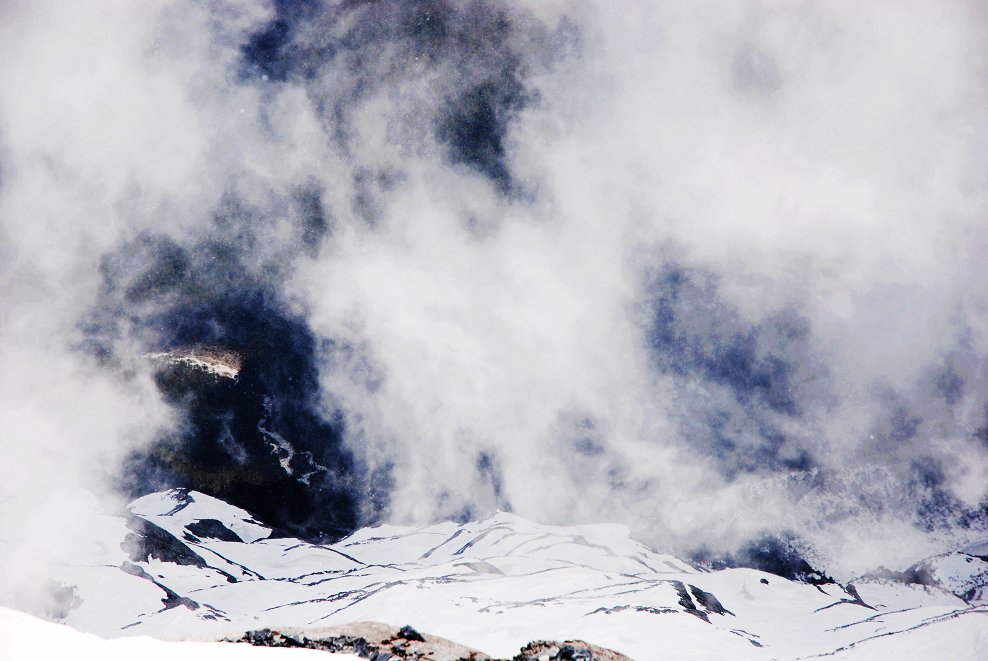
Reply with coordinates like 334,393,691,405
19,489,988,660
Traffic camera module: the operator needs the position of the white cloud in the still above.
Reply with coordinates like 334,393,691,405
3,0,988,596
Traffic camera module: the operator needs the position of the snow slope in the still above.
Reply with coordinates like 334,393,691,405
0,607,358,661
15,489,988,660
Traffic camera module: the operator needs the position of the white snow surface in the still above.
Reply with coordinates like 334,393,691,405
0,607,358,661
10,489,988,660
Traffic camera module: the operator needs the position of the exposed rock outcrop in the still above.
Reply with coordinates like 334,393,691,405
236,622,491,660
235,624,630,661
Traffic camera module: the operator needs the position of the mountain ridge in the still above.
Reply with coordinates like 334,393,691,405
21,489,988,660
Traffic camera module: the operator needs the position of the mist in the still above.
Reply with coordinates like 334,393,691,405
2,0,988,607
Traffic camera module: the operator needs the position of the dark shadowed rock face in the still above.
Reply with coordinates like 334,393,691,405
689,584,734,616
186,519,243,543
397,624,426,642
127,300,362,543
92,230,367,544
123,516,209,568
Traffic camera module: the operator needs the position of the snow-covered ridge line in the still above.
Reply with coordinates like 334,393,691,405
24,489,988,660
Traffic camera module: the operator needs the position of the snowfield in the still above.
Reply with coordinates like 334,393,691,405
0,607,359,661
5,489,988,660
